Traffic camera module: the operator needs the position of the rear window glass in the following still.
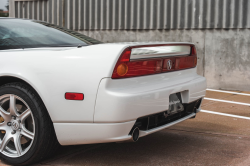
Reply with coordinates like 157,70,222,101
0,19,102,50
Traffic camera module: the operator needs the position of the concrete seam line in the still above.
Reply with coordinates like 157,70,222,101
206,89,250,96
201,110,250,120
204,97,250,106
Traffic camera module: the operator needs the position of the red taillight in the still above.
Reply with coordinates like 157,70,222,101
125,59,163,77
112,45,197,79
65,93,84,100
119,49,131,62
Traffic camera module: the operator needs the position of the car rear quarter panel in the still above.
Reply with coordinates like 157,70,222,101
0,44,127,123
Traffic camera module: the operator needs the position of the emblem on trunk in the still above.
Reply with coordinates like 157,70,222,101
167,60,172,70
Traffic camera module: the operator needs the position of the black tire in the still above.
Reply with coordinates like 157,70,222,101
0,82,59,165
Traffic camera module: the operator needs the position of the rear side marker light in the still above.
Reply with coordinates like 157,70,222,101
112,45,197,79
65,93,84,100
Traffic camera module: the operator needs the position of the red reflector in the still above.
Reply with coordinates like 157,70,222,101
65,93,84,100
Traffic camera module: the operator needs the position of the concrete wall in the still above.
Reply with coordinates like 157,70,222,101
9,0,250,91
78,29,250,91
205,29,250,91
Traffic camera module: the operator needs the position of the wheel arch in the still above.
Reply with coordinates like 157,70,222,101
0,76,52,120
0,76,60,164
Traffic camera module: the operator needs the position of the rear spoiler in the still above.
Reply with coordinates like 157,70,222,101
130,44,193,60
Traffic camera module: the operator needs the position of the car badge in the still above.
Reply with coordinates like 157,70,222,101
167,60,172,70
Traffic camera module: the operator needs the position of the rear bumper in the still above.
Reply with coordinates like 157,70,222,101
94,68,206,123
54,121,135,145
54,68,206,145
55,95,203,145
54,112,196,145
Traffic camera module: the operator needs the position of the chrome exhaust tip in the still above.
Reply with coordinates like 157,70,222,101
131,127,140,142
116,127,140,143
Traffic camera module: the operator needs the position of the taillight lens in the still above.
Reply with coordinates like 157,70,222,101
112,45,197,79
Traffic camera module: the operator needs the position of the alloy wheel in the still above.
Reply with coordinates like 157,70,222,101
0,94,35,158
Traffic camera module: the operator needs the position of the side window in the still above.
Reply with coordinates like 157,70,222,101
0,27,12,46
5,28,43,38
0,27,10,40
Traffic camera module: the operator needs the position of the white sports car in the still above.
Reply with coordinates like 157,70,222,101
0,18,206,165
